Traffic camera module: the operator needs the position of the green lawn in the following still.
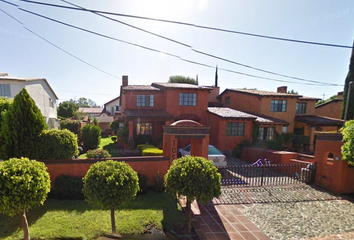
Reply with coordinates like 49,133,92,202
80,137,121,159
0,192,186,240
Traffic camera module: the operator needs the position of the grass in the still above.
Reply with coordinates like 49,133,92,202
79,137,121,159
0,191,186,240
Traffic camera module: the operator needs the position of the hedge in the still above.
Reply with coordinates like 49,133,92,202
137,144,155,155
37,129,79,160
142,147,163,156
52,175,84,200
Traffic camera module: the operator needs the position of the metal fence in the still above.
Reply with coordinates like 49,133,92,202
217,163,315,187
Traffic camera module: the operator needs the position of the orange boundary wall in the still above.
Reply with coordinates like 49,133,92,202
41,156,170,187
241,148,300,165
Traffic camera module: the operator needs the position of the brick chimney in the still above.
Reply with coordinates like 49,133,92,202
122,75,128,87
337,91,343,100
277,86,287,93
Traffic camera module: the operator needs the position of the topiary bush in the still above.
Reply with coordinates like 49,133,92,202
37,129,79,160
60,119,80,135
0,157,51,240
165,156,221,233
117,124,128,145
110,120,120,134
142,148,163,156
81,124,101,150
83,160,139,234
52,175,84,200
86,149,111,159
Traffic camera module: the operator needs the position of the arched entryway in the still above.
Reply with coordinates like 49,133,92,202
162,120,210,163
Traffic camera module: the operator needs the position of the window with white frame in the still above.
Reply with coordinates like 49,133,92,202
270,100,287,112
179,93,197,106
115,105,121,111
258,127,275,140
0,84,10,97
226,122,245,136
136,122,152,135
137,95,154,107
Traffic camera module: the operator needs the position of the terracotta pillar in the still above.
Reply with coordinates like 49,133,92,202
128,121,134,141
308,126,315,151
163,134,178,164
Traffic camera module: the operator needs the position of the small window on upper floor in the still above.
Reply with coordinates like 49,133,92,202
0,84,11,97
49,98,54,108
137,95,154,107
270,100,287,112
225,96,230,105
296,102,307,114
179,93,197,106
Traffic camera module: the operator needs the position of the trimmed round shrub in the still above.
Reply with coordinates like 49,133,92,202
37,129,79,160
52,175,84,200
81,124,101,150
83,160,139,234
165,156,221,233
0,157,51,240
86,149,111,159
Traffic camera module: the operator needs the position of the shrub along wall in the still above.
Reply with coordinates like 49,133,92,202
37,129,79,160
41,156,170,186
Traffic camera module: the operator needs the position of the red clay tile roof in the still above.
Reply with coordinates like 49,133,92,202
152,82,212,90
79,108,103,114
123,85,160,91
221,88,301,98
295,115,344,126
207,107,288,125
124,109,173,119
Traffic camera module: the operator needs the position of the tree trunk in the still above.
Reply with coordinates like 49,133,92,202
186,199,192,234
21,208,30,240
110,208,116,234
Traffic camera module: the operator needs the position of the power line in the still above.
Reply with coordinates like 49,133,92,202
0,2,342,87
14,0,353,49
58,0,334,86
0,7,121,80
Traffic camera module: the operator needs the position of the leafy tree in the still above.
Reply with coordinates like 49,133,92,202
83,160,139,234
342,40,354,120
165,156,221,233
287,89,298,94
0,97,13,130
168,75,198,85
117,124,129,144
0,89,47,159
341,120,354,166
57,101,79,118
0,157,51,240
316,94,338,106
81,124,101,150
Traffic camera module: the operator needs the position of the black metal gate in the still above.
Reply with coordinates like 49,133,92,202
217,163,315,187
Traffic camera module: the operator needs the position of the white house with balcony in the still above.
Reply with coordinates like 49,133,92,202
0,73,60,129
103,96,121,117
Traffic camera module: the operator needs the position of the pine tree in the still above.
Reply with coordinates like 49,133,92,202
342,40,354,120
0,89,47,159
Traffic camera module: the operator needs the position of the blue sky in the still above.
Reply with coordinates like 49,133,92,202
0,0,353,105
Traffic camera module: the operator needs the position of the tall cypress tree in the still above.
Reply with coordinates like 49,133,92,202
0,89,47,159
342,40,354,120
